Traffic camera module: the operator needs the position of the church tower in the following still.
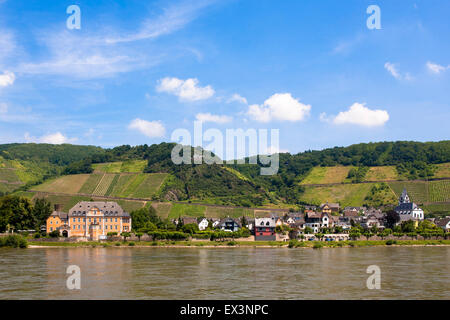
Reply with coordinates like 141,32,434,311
399,188,410,204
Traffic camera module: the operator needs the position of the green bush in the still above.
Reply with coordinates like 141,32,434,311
49,230,60,238
227,241,237,246
313,242,324,249
288,240,298,248
33,233,41,239
128,242,135,246
386,239,397,245
0,235,28,248
114,242,121,246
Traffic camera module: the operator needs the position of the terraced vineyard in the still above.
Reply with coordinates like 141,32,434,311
428,180,450,202
34,174,90,194
31,171,168,200
92,174,116,196
78,174,103,194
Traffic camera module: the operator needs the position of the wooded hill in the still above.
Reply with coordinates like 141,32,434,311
1,141,450,214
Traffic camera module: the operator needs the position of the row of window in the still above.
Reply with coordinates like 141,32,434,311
71,225,119,230
72,217,119,223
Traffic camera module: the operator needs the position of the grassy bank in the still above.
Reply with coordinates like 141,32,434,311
27,239,450,248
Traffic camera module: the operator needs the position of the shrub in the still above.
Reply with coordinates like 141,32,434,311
49,230,60,238
313,242,324,249
33,233,41,239
0,235,27,248
128,242,135,246
107,232,118,237
386,239,397,245
227,241,237,246
115,242,121,246
288,240,298,248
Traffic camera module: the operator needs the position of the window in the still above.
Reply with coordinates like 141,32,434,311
73,218,76,222
115,218,117,222
78,218,80,222
115,225,117,230
50,227,53,231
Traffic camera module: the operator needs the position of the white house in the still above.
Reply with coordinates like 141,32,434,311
198,218,209,231
395,189,424,221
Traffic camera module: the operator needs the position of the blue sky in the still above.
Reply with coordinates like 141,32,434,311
0,0,449,156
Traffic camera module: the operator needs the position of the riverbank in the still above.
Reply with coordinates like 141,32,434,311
26,239,450,248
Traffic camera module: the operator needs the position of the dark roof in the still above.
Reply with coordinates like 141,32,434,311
69,201,129,217
50,211,68,220
436,218,450,228
395,203,419,211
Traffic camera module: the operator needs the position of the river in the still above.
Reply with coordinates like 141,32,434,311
0,247,449,299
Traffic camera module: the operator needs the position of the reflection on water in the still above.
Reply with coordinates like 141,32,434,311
0,247,449,299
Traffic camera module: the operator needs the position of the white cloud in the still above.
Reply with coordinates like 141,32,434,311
247,93,311,123
24,132,77,144
17,2,214,79
195,113,232,124
384,62,412,80
0,71,15,87
227,93,247,104
426,61,448,74
128,118,165,138
156,77,214,101
321,103,389,127
261,145,289,155
106,1,215,44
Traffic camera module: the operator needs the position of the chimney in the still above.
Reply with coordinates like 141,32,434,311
54,204,63,212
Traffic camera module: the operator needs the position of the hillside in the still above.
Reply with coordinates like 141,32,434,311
1,140,450,216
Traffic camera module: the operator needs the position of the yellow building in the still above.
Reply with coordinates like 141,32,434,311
46,201,132,240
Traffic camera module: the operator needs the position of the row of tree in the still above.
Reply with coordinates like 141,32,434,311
0,196,52,232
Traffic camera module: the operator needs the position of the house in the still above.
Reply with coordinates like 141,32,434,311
198,218,210,231
217,217,241,232
395,189,424,221
320,202,340,214
211,218,221,228
46,202,132,240
304,211,331,233
245,218,255,231
343,210,359,218
254,217,276,241
335,217,352,230
361,214,383,229
344,206,367,215
436,218,450,232
304,205,317,211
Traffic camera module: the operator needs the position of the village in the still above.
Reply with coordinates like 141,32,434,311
42,188,450,244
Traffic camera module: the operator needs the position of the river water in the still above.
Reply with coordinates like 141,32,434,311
0,247,449,299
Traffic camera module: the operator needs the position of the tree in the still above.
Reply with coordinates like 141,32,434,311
400,220,416,233
130,207,160,231
135,232,143,241
32,198,52,230
385,210,400,229
0,196,36,232
121,232,131,241
304,226,313,234
182,223,199,234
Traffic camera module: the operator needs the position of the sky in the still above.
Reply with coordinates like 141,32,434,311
0,0,449,158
